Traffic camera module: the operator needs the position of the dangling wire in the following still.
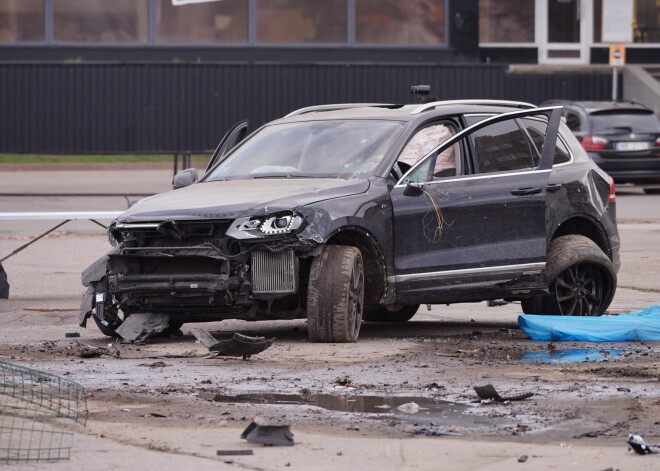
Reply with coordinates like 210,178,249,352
421,188,454,244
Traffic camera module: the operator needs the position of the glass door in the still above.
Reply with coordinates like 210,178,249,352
538,0,592,64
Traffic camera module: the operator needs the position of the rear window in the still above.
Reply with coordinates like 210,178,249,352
589,109,660,133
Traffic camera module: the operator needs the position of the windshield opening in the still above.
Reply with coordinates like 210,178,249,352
206,120,404,181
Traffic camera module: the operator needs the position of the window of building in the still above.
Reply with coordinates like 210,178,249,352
594,0,660,43
479,0,534,43
54,0,148,43
635,0,660,42
257,0,346,43
0,0,44,42
356,0,445,45
157,0,248,43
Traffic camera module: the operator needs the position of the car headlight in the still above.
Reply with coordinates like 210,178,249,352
227,213,303,239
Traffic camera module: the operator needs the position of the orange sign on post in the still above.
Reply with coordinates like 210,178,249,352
609,43,626,67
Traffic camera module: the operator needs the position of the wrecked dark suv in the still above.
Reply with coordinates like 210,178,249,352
80,100,620,342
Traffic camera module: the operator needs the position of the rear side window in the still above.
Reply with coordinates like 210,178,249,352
468,119,535,173
521,118,571,166
588,109,660,133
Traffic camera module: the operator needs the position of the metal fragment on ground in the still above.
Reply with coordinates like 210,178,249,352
241,417,294,446
114,313,171,342
628,434,660,454
216,450,254,456
189,329,274,360
473,384,534,402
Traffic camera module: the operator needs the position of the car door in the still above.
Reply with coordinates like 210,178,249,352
390,107,562,303
205,119,249,173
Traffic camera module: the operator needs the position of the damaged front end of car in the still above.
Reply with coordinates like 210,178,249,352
79,208,324,335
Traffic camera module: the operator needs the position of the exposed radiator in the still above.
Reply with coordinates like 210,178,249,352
251,249,297,294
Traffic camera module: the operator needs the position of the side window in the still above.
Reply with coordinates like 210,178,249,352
397,122,460,180
562,111,581,131
521,118,571,166
469,119,535,173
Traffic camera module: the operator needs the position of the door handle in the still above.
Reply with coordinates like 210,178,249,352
546,183,562,193
511,187,542,196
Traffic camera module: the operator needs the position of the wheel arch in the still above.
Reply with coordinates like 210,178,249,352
325,226,388,309
549,216,612,260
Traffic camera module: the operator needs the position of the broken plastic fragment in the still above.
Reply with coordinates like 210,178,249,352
190,328,274,360
241,417,294,446
473,384,534,402
114,313,171,342
628,434,660,454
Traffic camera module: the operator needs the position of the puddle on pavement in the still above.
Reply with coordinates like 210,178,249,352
205,392,499,427
520,348,631,363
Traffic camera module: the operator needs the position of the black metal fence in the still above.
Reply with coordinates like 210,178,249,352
0,63,613,154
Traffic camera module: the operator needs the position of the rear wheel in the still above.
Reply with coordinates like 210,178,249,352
522,235,616,316
307,245,364,342
363,305,420,323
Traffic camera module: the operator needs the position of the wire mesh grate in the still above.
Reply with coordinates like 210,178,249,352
0,361,87,462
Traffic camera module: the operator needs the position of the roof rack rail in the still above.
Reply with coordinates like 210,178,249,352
410,99,536,115
284,103,396,118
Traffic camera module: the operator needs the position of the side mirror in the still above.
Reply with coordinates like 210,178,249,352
403,182,424,197
172,168,198,189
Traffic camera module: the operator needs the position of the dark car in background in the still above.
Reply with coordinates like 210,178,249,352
80,100,620,343
542,100,660,194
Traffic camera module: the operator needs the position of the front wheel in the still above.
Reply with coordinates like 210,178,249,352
307,245,364,343
522,235,616,316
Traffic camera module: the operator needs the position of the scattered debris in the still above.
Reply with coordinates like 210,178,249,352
397,402,421,414
473,384,534,402
241,417,294,446
74,342,120,359
424,382,444,391
138,361,171,368
418,430,463,437
145,412,167,418
617,387,631,393
518,455,528,463
217,450,254,456
627,434,660,454
518,305,660,341
65,332,80,338
190,328,274,360
114,313,172,343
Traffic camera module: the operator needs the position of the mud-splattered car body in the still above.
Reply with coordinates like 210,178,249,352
81,101,620,342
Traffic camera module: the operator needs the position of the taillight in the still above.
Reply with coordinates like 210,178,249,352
608,177,616,203
656,137,660,146
581,136,608,151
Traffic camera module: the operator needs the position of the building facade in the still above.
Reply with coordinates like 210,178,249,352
0,0,658,64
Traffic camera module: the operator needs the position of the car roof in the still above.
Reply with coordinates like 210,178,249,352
272,100,537,125
542,100,651,115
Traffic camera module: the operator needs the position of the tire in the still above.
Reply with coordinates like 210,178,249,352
522,235,616,316
363,305,420,323
643,188,660,195
93,313,123,338
307,245,364,343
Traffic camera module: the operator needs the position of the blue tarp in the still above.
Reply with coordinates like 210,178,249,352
518,305,660,341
